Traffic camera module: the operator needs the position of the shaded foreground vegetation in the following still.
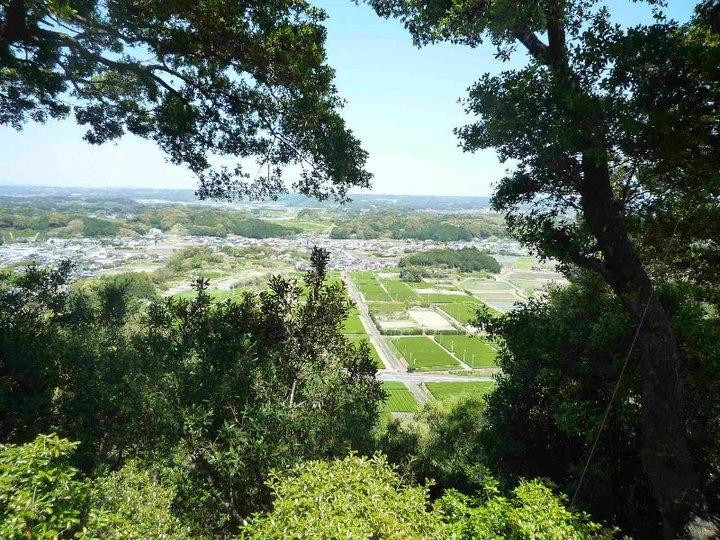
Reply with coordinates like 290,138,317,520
0,253,631,538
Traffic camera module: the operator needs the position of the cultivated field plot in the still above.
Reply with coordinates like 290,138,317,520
367,302,407,316
351,271,392,302
407,308,455,331
434,335,497,368
342,309,366,334
472,292,520,307
380,280,419,301
378,320,419,332
383,381,420,412
439,303,483,325
425,382,496,401
415,291,480,303
462,279,515,291
346,335,384,367
391,336,461,371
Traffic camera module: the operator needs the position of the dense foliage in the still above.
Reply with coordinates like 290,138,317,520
242,453,614,539
0,249,383,535
399,248,501,273
0,434,190,539
330,210,506,240
475,274,720,537
365,0,720,534
379,395,489,496
0,0,370,199
241,454,447,538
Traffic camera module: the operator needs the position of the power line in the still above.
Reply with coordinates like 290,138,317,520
571,219,681,507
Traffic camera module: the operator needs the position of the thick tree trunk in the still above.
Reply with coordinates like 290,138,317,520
579,152,711,538
0,0,27,51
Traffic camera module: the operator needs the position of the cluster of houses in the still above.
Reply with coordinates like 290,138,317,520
0,227,529,279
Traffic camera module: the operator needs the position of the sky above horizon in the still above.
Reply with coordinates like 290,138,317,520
0,1,694,196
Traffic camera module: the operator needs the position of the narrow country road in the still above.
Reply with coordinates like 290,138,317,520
343,272,406,372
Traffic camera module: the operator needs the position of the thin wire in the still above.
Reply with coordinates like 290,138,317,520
571,218,681,507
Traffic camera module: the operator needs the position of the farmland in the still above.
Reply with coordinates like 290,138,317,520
438,303,481,325
347,335,384,368
380,280,419,301
382,381,420,413
425,382,496,401
391,336,461,371
342,308,366,334
434,335,497,368
351,271,392,302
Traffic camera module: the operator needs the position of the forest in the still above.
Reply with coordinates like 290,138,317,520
0,198,301,240
1,0,719,538
399,248,502,273
329,211,506,241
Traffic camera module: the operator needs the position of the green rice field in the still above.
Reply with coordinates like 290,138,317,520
342,309,366,334
347,335,384,367
391,336,461,371
415,291,480,303
367,302,407,316
383,381,420,412
438,303,480,325
172,288,247,302
351,272,392,302
380,280,419,301
425,381,496,401
434,335,497,368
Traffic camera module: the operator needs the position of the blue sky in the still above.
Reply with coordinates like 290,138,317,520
0,1,695,196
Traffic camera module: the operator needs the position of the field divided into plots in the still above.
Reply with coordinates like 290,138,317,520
439,303,480,325
342,308,366,334
434,335,497,368
383,381,420,412
414,291,480,304
346,335,384,368
380,280,419,301
391,336,461,371
351,271,392,302
425,382,496,401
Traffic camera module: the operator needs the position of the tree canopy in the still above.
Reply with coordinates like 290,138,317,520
364,0,720,535
0,0,370,200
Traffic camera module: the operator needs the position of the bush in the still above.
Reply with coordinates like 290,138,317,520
0,434,191,539
241,454,447,539
0,434,85,539
82,462,190,539
399,267,425,282
378,396,489,495
438,479,616,539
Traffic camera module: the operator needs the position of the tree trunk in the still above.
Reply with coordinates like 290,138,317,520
579,151,711,538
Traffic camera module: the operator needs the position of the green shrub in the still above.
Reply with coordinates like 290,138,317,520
438,479,616,539
82,462,190,540
0,434,85,539
241,454,447,539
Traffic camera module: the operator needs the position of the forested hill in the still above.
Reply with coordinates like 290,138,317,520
330,211,506,240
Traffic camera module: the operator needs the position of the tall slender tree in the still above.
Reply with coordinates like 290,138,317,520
0,0,370,199
364,0,719,536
